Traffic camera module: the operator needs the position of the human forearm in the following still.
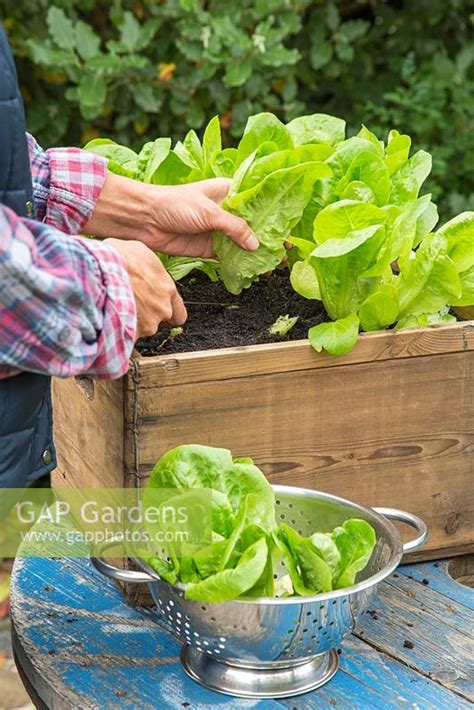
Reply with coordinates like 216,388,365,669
0,204,136,380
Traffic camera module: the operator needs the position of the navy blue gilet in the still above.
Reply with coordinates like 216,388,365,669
0,23,56,489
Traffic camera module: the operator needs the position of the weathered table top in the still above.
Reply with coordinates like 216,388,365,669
10,555,473,709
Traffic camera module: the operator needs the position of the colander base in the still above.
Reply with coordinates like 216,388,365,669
180,645,339,698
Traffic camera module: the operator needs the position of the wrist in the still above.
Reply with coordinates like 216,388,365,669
84,171,163,243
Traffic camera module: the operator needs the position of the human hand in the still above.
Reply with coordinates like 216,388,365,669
141,178,259,257
104,238,187,337
85,172,258,259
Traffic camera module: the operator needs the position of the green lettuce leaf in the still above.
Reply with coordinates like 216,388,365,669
84,138,138,172
335,150,390,206
276,524,333,594
389,150,432,205
451,265,474,306
397,234,462,317
358,286,399,332
184,537,268,602
385,129,411,176
237,113,293,165
136,138,171,182
310,532,341,582
215,161,329,293
396,311,457,330
332,519,377,589
159,255,219,282
290,259,321,299
287,114,346,146
436,212,474,273
308,313,360,356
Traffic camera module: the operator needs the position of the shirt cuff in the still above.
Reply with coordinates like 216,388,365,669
45,148,107,235
73,237,137,379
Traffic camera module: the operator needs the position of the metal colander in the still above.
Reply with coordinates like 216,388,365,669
92,485,427,698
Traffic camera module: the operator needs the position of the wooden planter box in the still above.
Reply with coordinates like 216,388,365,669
52,321,474,563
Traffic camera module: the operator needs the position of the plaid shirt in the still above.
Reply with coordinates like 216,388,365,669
0,135,136,380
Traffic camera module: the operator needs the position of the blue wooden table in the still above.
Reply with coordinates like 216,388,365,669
10,555,474,709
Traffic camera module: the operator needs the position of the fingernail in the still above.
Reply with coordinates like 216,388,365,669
244,234,259,250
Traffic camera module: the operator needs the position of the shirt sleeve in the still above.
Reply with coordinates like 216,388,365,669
0,204,136,380
26,133,107,234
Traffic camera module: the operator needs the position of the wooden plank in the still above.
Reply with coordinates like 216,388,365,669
51,377,125,489
281,636,473,710
355,574,474,700
134,352,473,560
399,560,474,610
136,321,474,387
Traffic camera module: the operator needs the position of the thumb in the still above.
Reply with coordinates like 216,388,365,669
207,201,259,251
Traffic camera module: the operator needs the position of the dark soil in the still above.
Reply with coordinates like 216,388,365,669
136,268,330,356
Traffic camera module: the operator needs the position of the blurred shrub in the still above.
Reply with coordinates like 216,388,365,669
3,0,473,219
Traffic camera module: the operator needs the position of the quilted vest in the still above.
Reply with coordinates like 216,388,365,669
0,23,56,489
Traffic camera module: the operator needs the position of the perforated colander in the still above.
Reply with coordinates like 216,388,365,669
92,485,427,698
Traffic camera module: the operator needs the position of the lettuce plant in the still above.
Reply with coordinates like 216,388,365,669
85,111,473,357
140,445,376,602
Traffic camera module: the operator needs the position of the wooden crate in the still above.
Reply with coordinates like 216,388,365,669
52,321,474,564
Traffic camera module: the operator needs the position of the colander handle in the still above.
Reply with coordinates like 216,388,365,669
373,507,428,553
90,538,155,583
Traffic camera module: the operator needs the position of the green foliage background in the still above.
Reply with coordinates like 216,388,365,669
2,0,473,220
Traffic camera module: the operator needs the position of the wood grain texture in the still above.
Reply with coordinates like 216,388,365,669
134,351,473,560
137,321,474,387
10,554,473,709
355,566,474,702
51,376,124,489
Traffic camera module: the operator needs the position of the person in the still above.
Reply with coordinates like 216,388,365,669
0,23,257,489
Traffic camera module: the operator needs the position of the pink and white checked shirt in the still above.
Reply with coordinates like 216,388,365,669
0,135,136,380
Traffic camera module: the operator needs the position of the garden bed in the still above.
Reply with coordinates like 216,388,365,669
136,269,329,355
52,312,474,564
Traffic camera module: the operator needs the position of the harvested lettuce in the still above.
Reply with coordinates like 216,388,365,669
142,445,377,602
